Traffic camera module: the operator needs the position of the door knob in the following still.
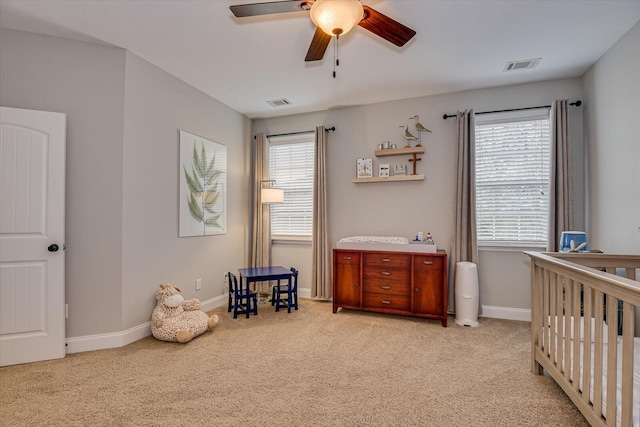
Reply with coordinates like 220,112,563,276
48,244,59,252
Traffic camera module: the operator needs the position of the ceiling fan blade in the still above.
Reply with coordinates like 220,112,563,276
305,26,331,62
230,1,313,18
358,5,416,47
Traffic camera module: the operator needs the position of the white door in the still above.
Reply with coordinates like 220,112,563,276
0,106,66,367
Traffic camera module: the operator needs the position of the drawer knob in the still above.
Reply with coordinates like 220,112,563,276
355,282,360,287
382,258,391,262
381,300,391,305
381,285,391,290
344,256,352,260
381,271,391,276
415,288,420,292
423,260,434,265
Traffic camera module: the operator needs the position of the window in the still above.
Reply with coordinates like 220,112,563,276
475,108,550,246
268,133,315,238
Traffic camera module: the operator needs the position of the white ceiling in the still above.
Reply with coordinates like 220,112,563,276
1,0,640,119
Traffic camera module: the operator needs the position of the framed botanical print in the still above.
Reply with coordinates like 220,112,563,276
179,130,227,237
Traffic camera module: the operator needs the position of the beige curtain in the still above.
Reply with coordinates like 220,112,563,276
250,133,271,267
547,99,573,251
311,126,332,299
449,109,478,313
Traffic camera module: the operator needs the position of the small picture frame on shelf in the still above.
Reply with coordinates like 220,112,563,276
394,165,407,176
379,164,390,177
356,158,373,178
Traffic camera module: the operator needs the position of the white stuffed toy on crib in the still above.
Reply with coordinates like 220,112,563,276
151,282,219,343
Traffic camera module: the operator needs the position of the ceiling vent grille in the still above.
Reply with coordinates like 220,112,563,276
503,58,541,72
266,98,292,107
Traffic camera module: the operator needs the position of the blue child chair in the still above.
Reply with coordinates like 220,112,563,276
271,267,298,313
227,272,258,319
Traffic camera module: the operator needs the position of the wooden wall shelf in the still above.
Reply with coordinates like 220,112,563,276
352,175,424,183
354,146,425,183
374,146,424,157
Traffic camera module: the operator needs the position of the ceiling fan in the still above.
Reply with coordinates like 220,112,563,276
230,0,416,62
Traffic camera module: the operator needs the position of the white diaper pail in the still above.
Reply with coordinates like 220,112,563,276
455,261,479,327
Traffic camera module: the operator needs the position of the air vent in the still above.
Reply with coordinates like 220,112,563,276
503,58,541,72
266,98,292,107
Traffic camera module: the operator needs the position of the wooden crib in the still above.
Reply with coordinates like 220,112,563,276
527,252,640,426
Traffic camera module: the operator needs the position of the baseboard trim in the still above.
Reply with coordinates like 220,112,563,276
68,292,520,354
200,294,227,313
298,287,311,299
66,294,228,354
480,305,531,322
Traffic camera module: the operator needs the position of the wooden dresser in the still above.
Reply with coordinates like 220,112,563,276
333,249,448,326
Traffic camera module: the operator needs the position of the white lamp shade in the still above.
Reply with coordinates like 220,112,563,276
310,0,364,37
261,187,284,204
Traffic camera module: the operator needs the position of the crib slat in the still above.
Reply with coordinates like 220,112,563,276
620,301,634,427
593,289,604,417
550,273,557,362
556,274,564,367
582,287,593,407
543,269,550,357
571,281,581,390
563,280,573,380
605,294,618,427
531,264,543,374
624,267,636,281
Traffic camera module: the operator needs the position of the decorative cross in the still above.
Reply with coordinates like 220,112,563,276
408,153,422,175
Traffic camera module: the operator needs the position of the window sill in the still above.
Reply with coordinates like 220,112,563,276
272,236,312,245
479,243,546,253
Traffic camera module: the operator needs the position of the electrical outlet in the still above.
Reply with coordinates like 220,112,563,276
223,273,228,284
195,278,202,291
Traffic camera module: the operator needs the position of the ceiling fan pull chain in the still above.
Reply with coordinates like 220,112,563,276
333,35,340,79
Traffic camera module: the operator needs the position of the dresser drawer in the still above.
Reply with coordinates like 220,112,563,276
335,252,360,265
363,253,410,269
363,293,410,311
363,267,409,283
414,255,443,271
363,280,410,296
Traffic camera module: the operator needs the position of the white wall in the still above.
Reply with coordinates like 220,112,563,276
0,29,251,341
0,28,126,336
583,21,640,254
121,52,250,329
254,78,585,313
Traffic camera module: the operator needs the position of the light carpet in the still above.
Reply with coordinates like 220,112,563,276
0,299,587,426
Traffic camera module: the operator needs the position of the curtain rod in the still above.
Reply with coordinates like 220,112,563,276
257,126,336,139
442,100,581,120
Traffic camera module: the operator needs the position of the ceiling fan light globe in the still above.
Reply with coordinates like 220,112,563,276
310,0,363,37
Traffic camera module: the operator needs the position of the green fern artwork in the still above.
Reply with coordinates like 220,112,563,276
179,130,226,237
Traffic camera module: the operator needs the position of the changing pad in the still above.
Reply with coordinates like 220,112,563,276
336,236,437,253
338,236,409,244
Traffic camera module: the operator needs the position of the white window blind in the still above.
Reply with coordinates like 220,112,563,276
475,108,550,246
268,134,315,237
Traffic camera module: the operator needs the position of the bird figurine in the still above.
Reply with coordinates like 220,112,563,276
399,125,418,147
410,115,431,147
410,115,432,133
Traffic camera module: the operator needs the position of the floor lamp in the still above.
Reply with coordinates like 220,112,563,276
257,180,283,298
